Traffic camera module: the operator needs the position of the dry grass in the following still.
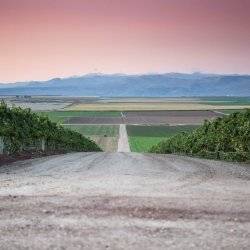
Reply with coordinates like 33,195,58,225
88,136,118,152
67,102,250,111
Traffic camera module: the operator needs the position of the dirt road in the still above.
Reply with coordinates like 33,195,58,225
0,152,250,249
117,124,130,152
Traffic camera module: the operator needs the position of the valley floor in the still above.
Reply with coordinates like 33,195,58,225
0,152,250,249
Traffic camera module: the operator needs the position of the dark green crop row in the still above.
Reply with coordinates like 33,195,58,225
150,109,250,162
0,102,101,154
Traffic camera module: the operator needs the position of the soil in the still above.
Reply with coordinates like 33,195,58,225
0,150,65,167
0,152,250,249
90,136,118,152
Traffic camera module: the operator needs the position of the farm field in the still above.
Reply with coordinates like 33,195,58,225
38,111,121,124
128,137,163,152
23,97,249,153
199,96,250,106
123,110,221,125
65,116,123,125
100,96,250,104
35,109,223,153
68,101,250,111
62,125,119,152
6,101,69,111
2,96,250,112
219,109,249,114
89,136,118,152
1,96,99,111
62,124,119,137
62,110,222,125
127,125,198,152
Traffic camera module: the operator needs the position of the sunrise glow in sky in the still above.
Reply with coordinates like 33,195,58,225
0,0,250,83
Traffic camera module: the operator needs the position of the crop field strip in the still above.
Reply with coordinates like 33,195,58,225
127,125,199,153
198,96,250,106
218,109,249,114
37,111,121,124
67,101,250,111
6,96,250,113
128,137,164,153
62,124,120,152
62,124,119,137
124,110,222,125
64,116,124,125
63,110,223,125
37,111,121,152
126,124,199,137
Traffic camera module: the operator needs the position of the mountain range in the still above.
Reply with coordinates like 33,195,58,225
0,73,250,97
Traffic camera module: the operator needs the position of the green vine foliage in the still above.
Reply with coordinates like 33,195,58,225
149,109,250,162
0,101,101,154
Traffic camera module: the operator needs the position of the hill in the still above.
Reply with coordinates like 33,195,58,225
0,73,250,96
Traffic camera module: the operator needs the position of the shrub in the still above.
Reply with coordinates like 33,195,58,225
149,109,250,162
0,101,101,154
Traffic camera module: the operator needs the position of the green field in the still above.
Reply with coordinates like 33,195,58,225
128,137,164,153
200,97,250,106
127,125,198,137
37,111,121,123
62,124,119,137
219,109,249,114
127,125,199,153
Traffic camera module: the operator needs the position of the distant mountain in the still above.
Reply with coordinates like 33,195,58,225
0,73,250,97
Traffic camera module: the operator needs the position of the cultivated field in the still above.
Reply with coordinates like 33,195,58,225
67,97,250,111
1,96,79,111
2,96,250,112
2,96,248,153
123,110,221,125
2,95,99,105
89,136,118,152
62,110,222,125
36,106,230,153
127,125,198,152
63,125,119,152
63,124,119,137
218,109,246,114
65,116,123,125
67,102,250,111
38,111,120,124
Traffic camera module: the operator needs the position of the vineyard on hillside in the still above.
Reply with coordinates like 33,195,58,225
0,102,101,155
150,109,250,162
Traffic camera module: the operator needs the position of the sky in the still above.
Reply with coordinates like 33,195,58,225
0,0,250,83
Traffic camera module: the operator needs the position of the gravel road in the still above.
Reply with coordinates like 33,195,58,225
117,124,130,152
0,152,250,249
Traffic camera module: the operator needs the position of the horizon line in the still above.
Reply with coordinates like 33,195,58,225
1,71,250,84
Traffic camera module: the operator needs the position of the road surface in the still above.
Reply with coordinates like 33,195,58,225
117,124,130,152
0,152,250,249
